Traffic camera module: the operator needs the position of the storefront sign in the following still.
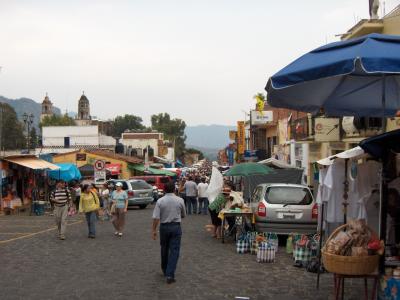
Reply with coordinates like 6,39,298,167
237,121,245,155
229,130,237,141
76,153,87,161
250,110,273,125
315,118,340,142
244,150,258,161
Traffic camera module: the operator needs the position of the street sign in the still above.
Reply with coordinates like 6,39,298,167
94,171,106,184
94,160,105,171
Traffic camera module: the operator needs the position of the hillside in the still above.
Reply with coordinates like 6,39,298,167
185,125,235,149
0,96,61,128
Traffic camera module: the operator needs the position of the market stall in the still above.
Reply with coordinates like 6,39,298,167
1,155,60,215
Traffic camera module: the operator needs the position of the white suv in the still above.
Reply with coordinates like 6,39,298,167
250,183,317,234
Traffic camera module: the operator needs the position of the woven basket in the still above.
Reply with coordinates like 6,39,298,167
322,223,379,275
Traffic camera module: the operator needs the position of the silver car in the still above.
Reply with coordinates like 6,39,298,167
250,183,317,234
107,179,154,209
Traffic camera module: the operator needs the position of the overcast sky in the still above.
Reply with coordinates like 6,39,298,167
0,0,398,126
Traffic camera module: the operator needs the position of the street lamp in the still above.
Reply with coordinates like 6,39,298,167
23,113,34,154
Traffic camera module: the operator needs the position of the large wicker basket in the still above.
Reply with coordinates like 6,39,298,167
322,224,380,275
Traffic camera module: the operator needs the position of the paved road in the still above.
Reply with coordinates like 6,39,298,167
0,206,366,300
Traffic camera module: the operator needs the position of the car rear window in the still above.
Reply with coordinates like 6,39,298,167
265,187,312,205
130,180,152,190
160,177,170,183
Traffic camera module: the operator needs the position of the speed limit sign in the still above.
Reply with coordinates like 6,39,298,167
94,160,106,171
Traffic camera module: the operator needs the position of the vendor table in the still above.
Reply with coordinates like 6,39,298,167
333,273,378,300
219,210,254,243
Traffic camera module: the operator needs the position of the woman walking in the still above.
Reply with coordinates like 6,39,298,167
101,183,111,221
79,184,100,239
111,182,128,237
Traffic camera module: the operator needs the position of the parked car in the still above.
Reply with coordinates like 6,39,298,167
131,176,172,200
107,179,153,209
250,183,318,235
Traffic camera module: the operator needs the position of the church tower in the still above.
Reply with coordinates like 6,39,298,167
40,93,53,122
76,92,92,126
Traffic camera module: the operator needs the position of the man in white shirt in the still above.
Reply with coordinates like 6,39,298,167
197,177,209,215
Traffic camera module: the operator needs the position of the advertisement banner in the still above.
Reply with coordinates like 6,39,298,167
315,118,340,142
229,130,237,141
251,110,273,125
237,121,245,154
227,149,234,166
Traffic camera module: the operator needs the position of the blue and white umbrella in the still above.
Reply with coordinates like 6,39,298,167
266,33,400,117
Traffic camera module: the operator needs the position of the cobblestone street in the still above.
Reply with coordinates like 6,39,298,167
0,206,366,300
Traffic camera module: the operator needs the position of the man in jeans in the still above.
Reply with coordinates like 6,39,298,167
50,180,72,240
152,182,186,284
184,176,198,214
197,177,209,215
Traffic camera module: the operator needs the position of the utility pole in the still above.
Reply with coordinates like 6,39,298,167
23,113,34,154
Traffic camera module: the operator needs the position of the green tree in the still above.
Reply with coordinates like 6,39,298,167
0,103,26,150
151,113,186,157
39,114,76,128
111,114,146,137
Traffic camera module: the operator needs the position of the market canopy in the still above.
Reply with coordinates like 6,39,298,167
258,157,300,169
48,163,81,182
224,162,275,177
317,146,367,166
128,164,177,176
360,128,400,160
4,156,60,170
266,33,400,117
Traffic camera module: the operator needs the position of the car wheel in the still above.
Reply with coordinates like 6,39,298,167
139,205,147,209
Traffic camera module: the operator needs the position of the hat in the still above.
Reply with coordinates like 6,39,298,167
222,187,231,194
115,182,123,187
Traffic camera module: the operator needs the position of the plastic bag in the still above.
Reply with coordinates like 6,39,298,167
206,167,223,204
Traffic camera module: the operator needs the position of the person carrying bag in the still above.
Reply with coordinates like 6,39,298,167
79,184,100,239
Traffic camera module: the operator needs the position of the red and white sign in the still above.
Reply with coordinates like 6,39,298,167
94,160,106,171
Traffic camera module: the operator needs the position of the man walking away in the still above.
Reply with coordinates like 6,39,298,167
152,182,186,284
197,177,209,215
50,180,72,240
184,176,198,214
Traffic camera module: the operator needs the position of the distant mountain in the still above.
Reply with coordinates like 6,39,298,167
0,96,61,128
184,125,235,161
185,125,235,149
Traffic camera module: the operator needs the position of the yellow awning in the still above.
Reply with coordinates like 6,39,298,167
4,156,60,170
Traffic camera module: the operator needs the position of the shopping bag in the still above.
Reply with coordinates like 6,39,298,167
257,242,275,263
293,245,312,263
236,235,250,254
68,205,77,217
286,236,293,254
267,233,279,253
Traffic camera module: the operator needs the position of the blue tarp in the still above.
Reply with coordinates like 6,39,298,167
48,163,81,182
266,33,400,117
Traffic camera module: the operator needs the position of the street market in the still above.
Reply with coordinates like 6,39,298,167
1,2,400,300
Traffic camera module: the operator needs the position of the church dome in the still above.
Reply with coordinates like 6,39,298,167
79,93,89,103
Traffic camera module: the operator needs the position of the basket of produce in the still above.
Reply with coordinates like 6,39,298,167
322,220,383,275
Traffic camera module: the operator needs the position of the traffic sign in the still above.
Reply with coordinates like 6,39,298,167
94,171,106,184
94,160,106,171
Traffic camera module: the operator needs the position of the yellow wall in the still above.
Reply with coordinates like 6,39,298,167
52,150,134,179
383,14,400,35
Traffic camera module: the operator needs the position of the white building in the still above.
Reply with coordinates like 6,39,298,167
42,126,116,150
121,132,166,158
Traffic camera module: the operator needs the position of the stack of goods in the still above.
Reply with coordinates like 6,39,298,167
236,232,278,263
322,219,384,275
257,241,276,263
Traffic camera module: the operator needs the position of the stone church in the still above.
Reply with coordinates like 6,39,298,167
40,92,93,126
